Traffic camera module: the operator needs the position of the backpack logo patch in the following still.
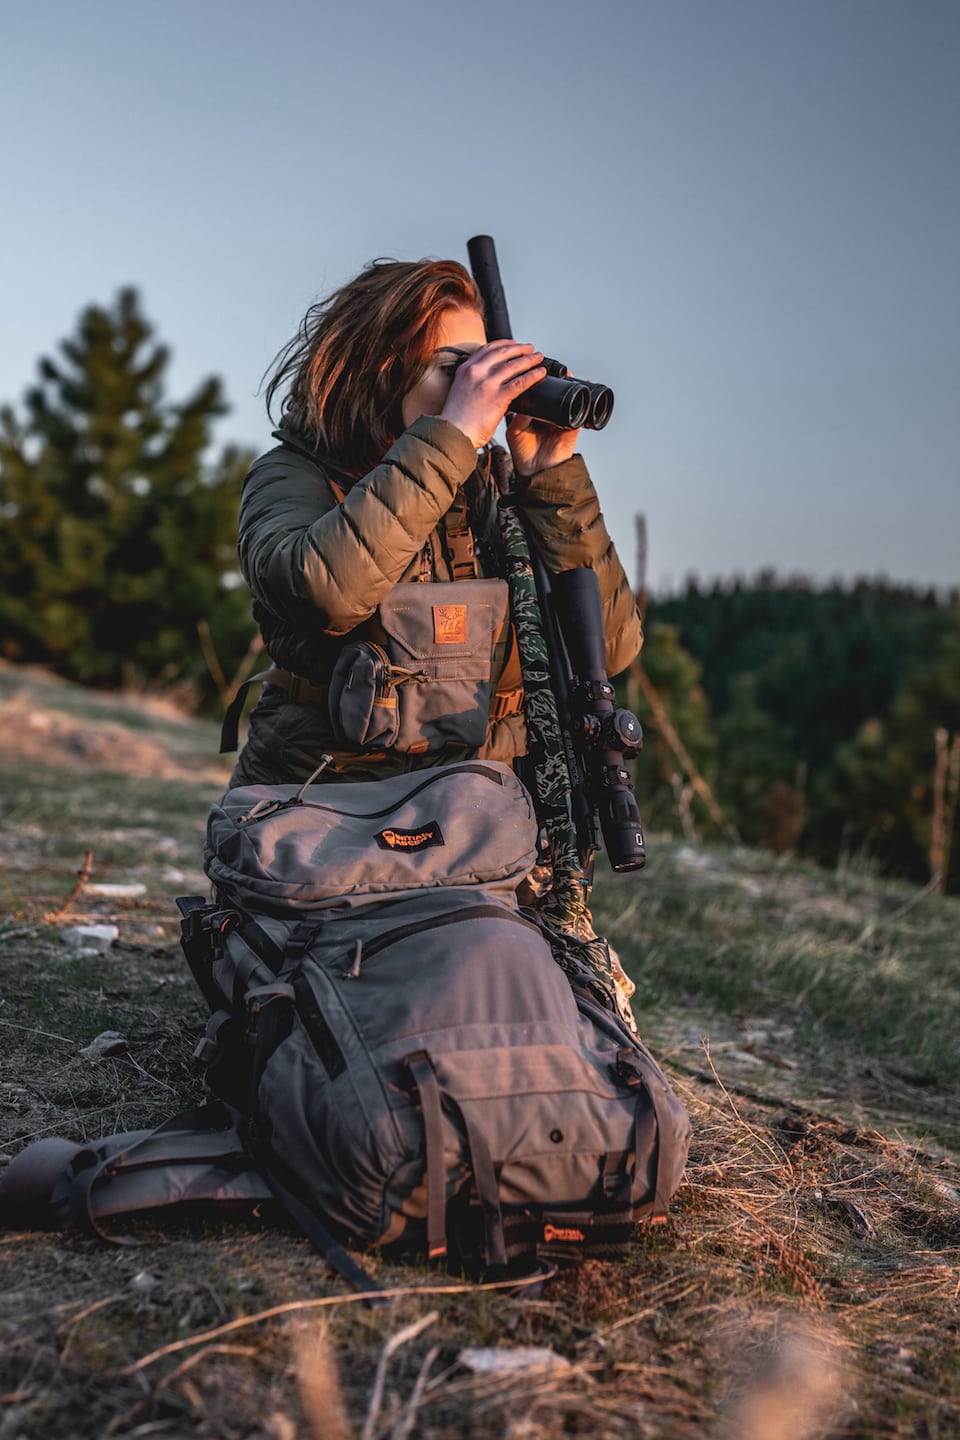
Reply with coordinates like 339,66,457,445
433,605,468,644
542,1223,586,1245
375,822,445,851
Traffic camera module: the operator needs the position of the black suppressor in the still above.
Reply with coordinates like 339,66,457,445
466,234,615,431
551,567,646,872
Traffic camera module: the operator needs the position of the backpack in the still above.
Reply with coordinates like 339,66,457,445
1,760,690,1293
183,759,690,1280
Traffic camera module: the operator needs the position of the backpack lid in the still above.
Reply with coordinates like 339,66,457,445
205,760,539,911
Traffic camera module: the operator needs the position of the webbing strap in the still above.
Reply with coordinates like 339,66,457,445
446,1096,507,1269
256,1158,387,1306
219,667,333,753
219,668,276,753
619,1049,672,1223
405,1051,447,1261
64,1103,254,1245
226,934,280,1009
440,494,479,581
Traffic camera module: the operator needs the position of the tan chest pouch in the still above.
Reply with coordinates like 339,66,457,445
328,579,511,754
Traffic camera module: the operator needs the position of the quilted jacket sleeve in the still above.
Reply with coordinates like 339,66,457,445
514,454,643,676
238,417,478,635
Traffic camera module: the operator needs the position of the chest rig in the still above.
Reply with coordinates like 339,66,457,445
221,453,523,756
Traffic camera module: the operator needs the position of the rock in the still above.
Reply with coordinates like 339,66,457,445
61,924,119,951
459,1346,571,1376
129,1270,160,1293
79,1031,129,1059
85,883,147,899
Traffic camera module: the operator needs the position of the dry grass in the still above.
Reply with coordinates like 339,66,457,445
1,666,958,1437
1,1058,958,1436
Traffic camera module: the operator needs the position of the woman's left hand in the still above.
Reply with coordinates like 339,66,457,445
506,412,580,477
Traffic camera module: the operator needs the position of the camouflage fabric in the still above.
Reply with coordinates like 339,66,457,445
496,499,582,922
493,452,638,1033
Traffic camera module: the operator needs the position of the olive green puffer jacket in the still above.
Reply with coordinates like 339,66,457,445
230,415,641,786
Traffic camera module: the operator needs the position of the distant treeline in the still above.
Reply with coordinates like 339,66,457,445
634,577,960,892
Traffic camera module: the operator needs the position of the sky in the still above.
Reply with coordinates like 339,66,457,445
2,0,958,595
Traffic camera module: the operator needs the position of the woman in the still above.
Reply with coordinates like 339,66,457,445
227,257,642,787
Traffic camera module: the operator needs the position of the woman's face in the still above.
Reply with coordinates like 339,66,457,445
400,305,486,432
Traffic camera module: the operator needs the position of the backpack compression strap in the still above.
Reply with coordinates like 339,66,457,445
406,1051,448,1262
405,1050,508,1272
617,1048,676,1223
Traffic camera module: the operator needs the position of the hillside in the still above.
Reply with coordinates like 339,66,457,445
1,661,958,1439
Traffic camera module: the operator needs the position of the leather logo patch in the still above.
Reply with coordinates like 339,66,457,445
375,822,445,851
433,605,468,644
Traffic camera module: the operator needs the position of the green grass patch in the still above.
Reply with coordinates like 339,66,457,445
593,841,960,1086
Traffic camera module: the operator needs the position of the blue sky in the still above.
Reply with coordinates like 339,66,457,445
3,0,958,593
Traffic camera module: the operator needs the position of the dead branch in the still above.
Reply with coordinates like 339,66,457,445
225,630,266,704
628,663,739,842
196,618,229,699
197,620,265,706
362,1312,439,1440
122,1271,555,1376
44,849,94,924
944,731,960,888
390,1344,441,1440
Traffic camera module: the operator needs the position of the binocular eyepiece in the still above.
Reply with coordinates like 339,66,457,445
467,235,615,432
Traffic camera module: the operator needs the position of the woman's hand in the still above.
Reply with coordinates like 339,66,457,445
506,411,581,477
440,340,546,449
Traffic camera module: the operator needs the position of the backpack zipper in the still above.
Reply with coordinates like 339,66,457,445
343,904,539,974
238,762,508,826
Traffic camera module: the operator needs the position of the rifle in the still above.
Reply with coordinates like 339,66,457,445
466,235,645,894
540,556,646,874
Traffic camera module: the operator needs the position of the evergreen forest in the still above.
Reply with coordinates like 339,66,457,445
1,291,958,893
636,580,960,894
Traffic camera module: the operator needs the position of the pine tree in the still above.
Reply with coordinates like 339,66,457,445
0,289,254,697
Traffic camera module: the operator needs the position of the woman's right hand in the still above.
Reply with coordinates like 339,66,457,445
440,341,546,449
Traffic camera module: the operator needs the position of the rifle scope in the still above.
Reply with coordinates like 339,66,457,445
466,235,614,431
551,567,646,873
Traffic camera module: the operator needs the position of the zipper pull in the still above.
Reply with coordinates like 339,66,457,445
341,939,363,981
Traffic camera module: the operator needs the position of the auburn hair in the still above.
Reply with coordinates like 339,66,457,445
265,259,483,478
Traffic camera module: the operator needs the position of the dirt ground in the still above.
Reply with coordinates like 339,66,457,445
1,664,958,1439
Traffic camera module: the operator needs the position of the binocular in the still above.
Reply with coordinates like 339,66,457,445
467,235,615,432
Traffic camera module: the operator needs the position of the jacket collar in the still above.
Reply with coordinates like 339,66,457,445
272,426,492,489
271,427,356,485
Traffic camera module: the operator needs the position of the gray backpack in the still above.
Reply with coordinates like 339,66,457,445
185,759,690,1279
1,761,690,1293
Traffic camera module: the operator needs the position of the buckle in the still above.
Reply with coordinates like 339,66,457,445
492,687,524,721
